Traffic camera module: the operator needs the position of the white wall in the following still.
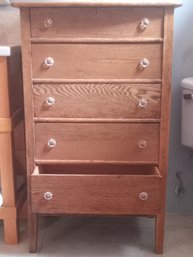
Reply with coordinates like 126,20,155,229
167,0,193,213
0,5,20,44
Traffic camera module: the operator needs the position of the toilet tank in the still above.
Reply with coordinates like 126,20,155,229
181,77,193,148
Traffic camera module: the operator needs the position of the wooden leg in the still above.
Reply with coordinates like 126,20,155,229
3,218,19,244
0,132,18,244
29,213,38,253
155,212,165,254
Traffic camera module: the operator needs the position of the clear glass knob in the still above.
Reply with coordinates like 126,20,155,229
139,58,150,69
46,97,55,106
139,192,148,201
44,192,53,200
43,57,55,68
138,98,148,108
139,18,150,30
44,18,54,28
138,140,147,149
47,138,56,148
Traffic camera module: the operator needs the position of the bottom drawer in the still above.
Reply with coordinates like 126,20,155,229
31,165,161,215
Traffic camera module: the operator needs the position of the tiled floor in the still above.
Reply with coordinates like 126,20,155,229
0,215,193,257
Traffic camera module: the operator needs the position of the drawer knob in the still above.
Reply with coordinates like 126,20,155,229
139,192,148,201
43,57,55,68
46,97,56,106
138,98,148,108
44,192,53,200
47,138,57,148
139,58,150,69
138,140,147,149
44,18,54,28
139,18,150,30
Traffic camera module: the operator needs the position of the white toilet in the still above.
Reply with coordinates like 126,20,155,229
181,77,193,148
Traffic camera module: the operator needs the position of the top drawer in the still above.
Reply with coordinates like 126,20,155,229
30,7,163,39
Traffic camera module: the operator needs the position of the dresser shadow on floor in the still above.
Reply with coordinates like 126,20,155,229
37,216,155,256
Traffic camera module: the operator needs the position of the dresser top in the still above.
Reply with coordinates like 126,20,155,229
11,0,182,7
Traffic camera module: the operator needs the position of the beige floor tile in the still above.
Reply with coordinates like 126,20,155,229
0,215,193,257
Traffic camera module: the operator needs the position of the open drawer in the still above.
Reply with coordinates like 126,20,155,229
31,164,162,215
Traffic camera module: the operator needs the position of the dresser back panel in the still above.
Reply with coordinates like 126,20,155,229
35,123,160,162
30,7,163,39
33,83,161,119
31,43,162,79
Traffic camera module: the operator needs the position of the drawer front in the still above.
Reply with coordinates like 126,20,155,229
33,83,161,119
30,7,163,39
31,173,161,214
31,43,162,80
35,123,159,163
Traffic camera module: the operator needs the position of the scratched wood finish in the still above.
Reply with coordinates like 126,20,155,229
31,166,161,214
33,83,161,119
30,7,163,39
31,43,162,80
35,123,160,162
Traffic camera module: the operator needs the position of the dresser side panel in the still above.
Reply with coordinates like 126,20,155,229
20,8,35,175
159,8,174,178
157,7,175,253
20,8,38,252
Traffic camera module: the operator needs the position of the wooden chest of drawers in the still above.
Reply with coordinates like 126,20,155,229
13,0,181,253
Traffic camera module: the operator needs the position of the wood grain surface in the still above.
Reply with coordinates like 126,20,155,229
31,43,162,80
33,83,161,119
30,7,163,39
31,165,161,215
155,7,174,254
35,123,160,163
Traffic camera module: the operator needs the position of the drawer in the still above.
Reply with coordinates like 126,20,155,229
35,123,160,163
31,43,162,80
31,165,162,215
33,83,161,119
30,7,163,39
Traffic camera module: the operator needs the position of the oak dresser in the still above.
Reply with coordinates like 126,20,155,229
12,0,181,253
